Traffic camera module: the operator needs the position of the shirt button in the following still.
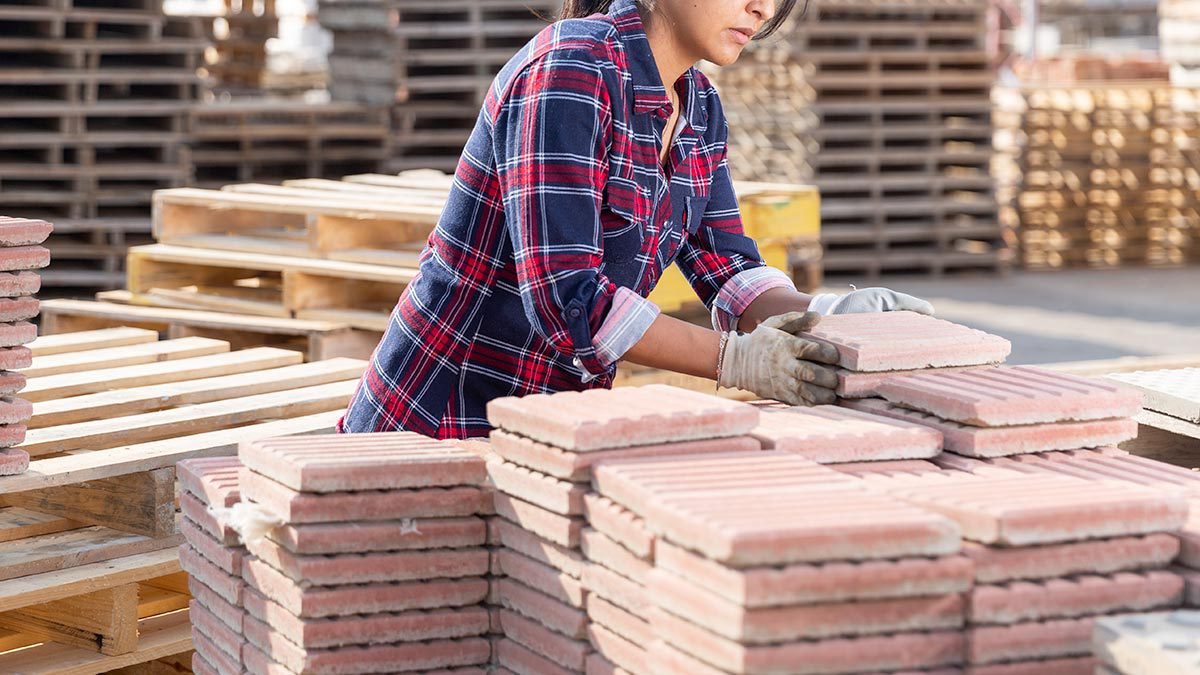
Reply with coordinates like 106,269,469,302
568,308,582,319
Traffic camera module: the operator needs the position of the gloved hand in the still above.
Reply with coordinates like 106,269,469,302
717,311,840,406
808,287,935,316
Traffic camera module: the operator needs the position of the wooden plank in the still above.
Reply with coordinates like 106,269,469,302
107,650,193,675
135,586,189,618
0,410,340,494
0,608,191,675
29,356,361,429
138,572,187,596
24,380,357,457
0,549,179,614
3,469,175,538
40,298,351,336
20,337,231,378
27,328,159,358
0,526,183,582
0,508,79,543
21,348,307,403
0,584,138,656
129,244,417,285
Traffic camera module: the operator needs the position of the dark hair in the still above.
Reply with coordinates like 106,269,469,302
558,0,804,39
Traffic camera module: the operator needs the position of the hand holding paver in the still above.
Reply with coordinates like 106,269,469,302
717,311,841,406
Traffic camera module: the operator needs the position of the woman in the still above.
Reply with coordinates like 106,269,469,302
340,0,933,439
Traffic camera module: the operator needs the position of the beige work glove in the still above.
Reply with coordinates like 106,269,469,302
717,311,841,406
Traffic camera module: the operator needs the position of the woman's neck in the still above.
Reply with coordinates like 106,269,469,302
639,9,694,98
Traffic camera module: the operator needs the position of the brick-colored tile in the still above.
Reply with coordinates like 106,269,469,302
239,433,485,492
941,449,1200,498
244,612,491,674
880,473,1187,546
243,587,489,649
1109,368,1200,423
0,347,31,371
188,577,244,633
495,519,585,578
242,468,482,523
838,364,994,398
0,296,38,323
1093,610,1200,673
495,577,589,639
181,491,240,547
495,493,584,548
493,637,581,675
245,536,488,585
963,534,1180,583
190,651,220,675
800,311,1010,372
587,595,650,647
0,322,36,348
0,217,52,246
581,529,651,584
845,398,1138,456
182,517,244,576
650,606,965,674
0,271,40,298
0,448,28,475
585,652,633,675
497,548,586,608
593,451,960,566
178,457,243,508
490,459,587,515
0,422,26,448
654,538,973,606
0,246,50,272
241,641,291,675
875,366,1142,426
750,403,942,463
647,639,733,675
270,516,486,555
966,617,1094,664
587,623,646,675
181,543,243,606
192,627,244,675
583,562,647,615
242,556,487,618
191,600,246,663
968,570,1182,624
486,384,758,450
829,459,943,477
490,429,759,483
499,609,590,671
964,656,1098,675
582,494,653,560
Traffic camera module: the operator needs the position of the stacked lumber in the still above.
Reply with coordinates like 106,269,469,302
1013,54,1170,83
996,84,1200,269
0,326,364,672
0,0,207,288
204,0,277,92
711,0,1007,279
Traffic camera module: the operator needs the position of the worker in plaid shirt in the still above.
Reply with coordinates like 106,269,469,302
340,0,934,439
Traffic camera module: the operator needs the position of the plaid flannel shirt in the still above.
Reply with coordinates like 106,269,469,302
339,0,794,439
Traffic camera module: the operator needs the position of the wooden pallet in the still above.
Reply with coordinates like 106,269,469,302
0,327,364,673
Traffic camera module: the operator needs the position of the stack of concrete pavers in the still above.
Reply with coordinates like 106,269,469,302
235,433,493,674
178,456,247,675
749,401,943,466
0,216,51,475
592,450,973,674
799,311,1011,400
484,384,761,675
875,472,1188,673
1092,610,1200,673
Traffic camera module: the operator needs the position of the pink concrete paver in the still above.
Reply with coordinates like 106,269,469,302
588,595,650,647
495,577,589,639
493,637,578,675
180,543,243,606
0,271,39,298
180,491,240,547
178,456,243,508
581,529,651,585
654,539,974,607
0,246,50,272
0,296,38,323
494,493,583,548
593,451,960,566
489,429,759,482
190,651,219,675
838,364,995,398
938,448,1200,497
829,459,943,478
243,612,491,674
241,468,483,523
966,617,1095,664
499,609,590,671
963,534,1181,583
845,398,1138,456
799,311,1011,372
192,628,243,675
964,657,1098,675
875,366,1143,426
486,384,759,450
0,422,25,448
496,548,586,608
0,398,29,425
583,562,648,615
245,536,488,585
648,568,963,643
488,459,587,515
239,433,486,492
880,473,1187,546
0,322,37,348
190,600,246,662
650,607,966,675
749,403,942,463
269,516,486,555
588,623,646,675
242,556,487,618
0,371,24,396
182,517,244,576
0,347,31,371
0,217,52,246
582,494,653,560
188,577,244,633
968,570,1183,624
495,518,585,578
0,448,28,475
243,587,489,649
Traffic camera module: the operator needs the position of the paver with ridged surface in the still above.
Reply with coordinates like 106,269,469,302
963,533,1180,583
837,364,994,398
934,449,1200,497
967,571,1183,624
749,403,942,463
799,311,1011,372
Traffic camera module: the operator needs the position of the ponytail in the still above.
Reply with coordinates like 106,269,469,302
558,1,615,19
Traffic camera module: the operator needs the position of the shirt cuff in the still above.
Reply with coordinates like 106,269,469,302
572,286,660,382
711,266,795,332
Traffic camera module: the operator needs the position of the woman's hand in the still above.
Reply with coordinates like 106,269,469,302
718,311,840,406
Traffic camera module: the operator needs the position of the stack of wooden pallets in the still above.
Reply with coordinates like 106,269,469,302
0,0,207,289
204,0,277,92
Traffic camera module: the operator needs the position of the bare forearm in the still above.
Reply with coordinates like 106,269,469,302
622,313,722,379
737,287,813,333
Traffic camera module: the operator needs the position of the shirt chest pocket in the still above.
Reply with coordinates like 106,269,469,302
601,176,651,263
657,192,709,268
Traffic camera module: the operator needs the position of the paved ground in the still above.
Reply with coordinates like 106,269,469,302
823,267,1200,365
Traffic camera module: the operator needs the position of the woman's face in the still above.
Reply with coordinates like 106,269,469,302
652,0,776,66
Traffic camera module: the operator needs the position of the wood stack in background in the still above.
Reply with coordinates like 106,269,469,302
0,0,207,289
995,84,1200,269
204,0,278,93
711,0,1007,280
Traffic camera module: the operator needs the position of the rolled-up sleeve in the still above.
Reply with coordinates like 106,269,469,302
492,49,659,380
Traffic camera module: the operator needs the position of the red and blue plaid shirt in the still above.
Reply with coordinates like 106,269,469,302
340,0,793,438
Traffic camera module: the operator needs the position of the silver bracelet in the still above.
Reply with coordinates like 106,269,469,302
715,331,731,388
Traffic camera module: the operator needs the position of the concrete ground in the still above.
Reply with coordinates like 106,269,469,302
823,267,1200,365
